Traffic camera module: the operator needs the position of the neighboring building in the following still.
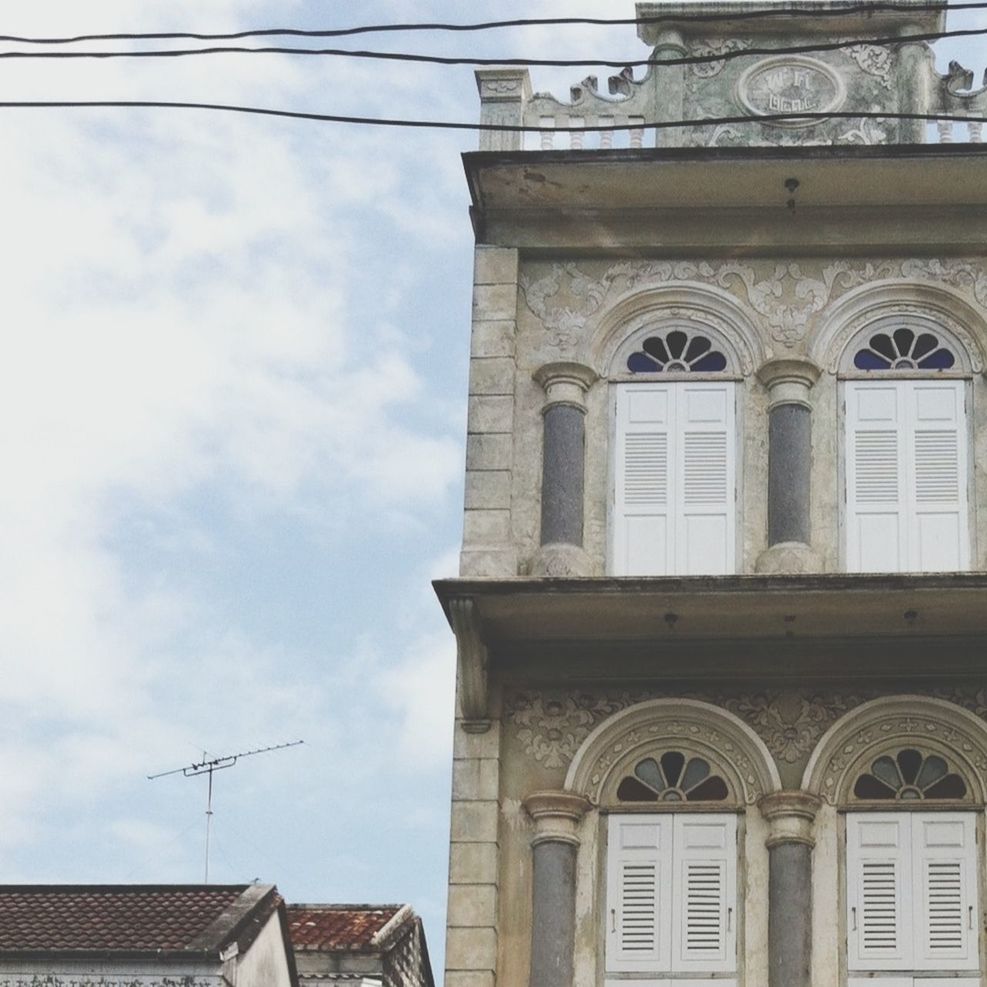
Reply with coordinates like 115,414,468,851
435,3,987,987
0,883,297,986
287,903,434,987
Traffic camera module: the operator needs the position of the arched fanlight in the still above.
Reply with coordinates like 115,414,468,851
852,748,968,801
853,327,956,371
616,750,730,803
627,329,728,373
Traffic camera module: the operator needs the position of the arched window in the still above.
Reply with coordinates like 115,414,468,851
841,315,971,573
615,750,731,803
851,747,968,801
611,318,738,576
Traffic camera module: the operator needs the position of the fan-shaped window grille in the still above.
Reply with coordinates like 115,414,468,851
852,327,956,371
627,329,728,374
616,751,730,803
852,748,968,801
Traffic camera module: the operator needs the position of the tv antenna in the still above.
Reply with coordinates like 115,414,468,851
148,740,304,882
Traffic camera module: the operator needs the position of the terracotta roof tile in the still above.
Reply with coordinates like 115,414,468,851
287,905,403,951
0,885,247,953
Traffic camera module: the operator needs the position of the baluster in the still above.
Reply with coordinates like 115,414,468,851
629,116,645,149
937,119,954,143
968,120,983,143
569,116,585,150
599,116,614,149
540,115,555,150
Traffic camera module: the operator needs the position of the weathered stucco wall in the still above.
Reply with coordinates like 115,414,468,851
460,251,987,578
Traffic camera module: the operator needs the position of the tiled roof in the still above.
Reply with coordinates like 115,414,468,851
0,885,260,954
287,905,404,951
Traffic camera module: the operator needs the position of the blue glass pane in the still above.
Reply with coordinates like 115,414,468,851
692,352,727,372
854,349,890,370
918,348,955,369
893,327,915,358
660,750,685,787
627,352,659,373
666,330,688,360
684,336,712,362
634,758,665,792
870,333,896,361
642,336,670,364
912,333,939,360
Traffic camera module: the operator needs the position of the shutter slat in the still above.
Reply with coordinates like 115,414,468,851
624,433,668,506
914,431,959,502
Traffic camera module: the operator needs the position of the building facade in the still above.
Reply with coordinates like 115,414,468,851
435,3,987,987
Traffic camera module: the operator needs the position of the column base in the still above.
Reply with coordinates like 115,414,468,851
755,541,822,575
529,543,599,577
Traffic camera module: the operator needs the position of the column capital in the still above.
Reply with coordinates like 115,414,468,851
523,791,592,847
758,790,823,848
533,361,599,412
756,358,822,410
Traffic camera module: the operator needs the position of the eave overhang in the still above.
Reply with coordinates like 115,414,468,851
434,574,987,719
463,144,987,253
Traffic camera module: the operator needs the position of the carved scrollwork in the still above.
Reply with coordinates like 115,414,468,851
506,687,987,775
843,44,894,89
688,37,752,77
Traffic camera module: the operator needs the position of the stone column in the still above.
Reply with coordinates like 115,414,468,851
759,791,822,987
523,792,591,987
475,69,532,152
530,362,598,577
755,358,822,573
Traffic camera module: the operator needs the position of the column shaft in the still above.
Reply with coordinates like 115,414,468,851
529,840,578,987
767,840,813,987
541,403,585,546
768,403,812,546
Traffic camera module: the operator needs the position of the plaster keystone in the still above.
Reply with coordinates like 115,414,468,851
758,790,822,848
523,791,592,847
756,357,822,410
533,361,599,412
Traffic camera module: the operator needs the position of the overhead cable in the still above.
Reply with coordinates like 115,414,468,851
1,3,985,45
2,100,985,133
1,27,986,70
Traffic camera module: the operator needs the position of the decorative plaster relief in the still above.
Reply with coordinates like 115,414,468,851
506,688,987,771
817,712,987,804
843,43,894,89
738,56,845,126
688,37,753,78
521,259,987,354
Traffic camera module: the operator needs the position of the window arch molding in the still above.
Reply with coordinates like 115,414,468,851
809,282,986,375
564,698,781,806
588,286,764,378
801,695,987,806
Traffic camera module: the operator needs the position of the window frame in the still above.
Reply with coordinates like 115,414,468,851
839,376,974,574
840,808,984,986
603,809,743,985
608,378,743,577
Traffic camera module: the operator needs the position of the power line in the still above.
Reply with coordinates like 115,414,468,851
1,28,985,70
2,3,986,46
2,100,986,133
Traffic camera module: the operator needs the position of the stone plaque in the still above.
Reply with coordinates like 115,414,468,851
738,56,845,127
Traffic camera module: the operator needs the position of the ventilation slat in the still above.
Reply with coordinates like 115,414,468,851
620,862,659,952
915,431,959,503
861,861,899,951
683,432,727,505
854,431,899,503
624,433,668,506
926,861,964,953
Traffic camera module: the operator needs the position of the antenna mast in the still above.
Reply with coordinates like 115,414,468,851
148,740,304,882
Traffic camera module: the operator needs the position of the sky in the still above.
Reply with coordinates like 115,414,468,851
0,0,984,977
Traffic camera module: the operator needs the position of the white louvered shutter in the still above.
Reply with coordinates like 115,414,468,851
912,813,978,971
847,814,910,971
606,815,673,973
845,383,907,572
907,382,968,572
613,385,673,575
846,380,968,572
613,383,735,576
676,383,735,576
671,814,737,973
